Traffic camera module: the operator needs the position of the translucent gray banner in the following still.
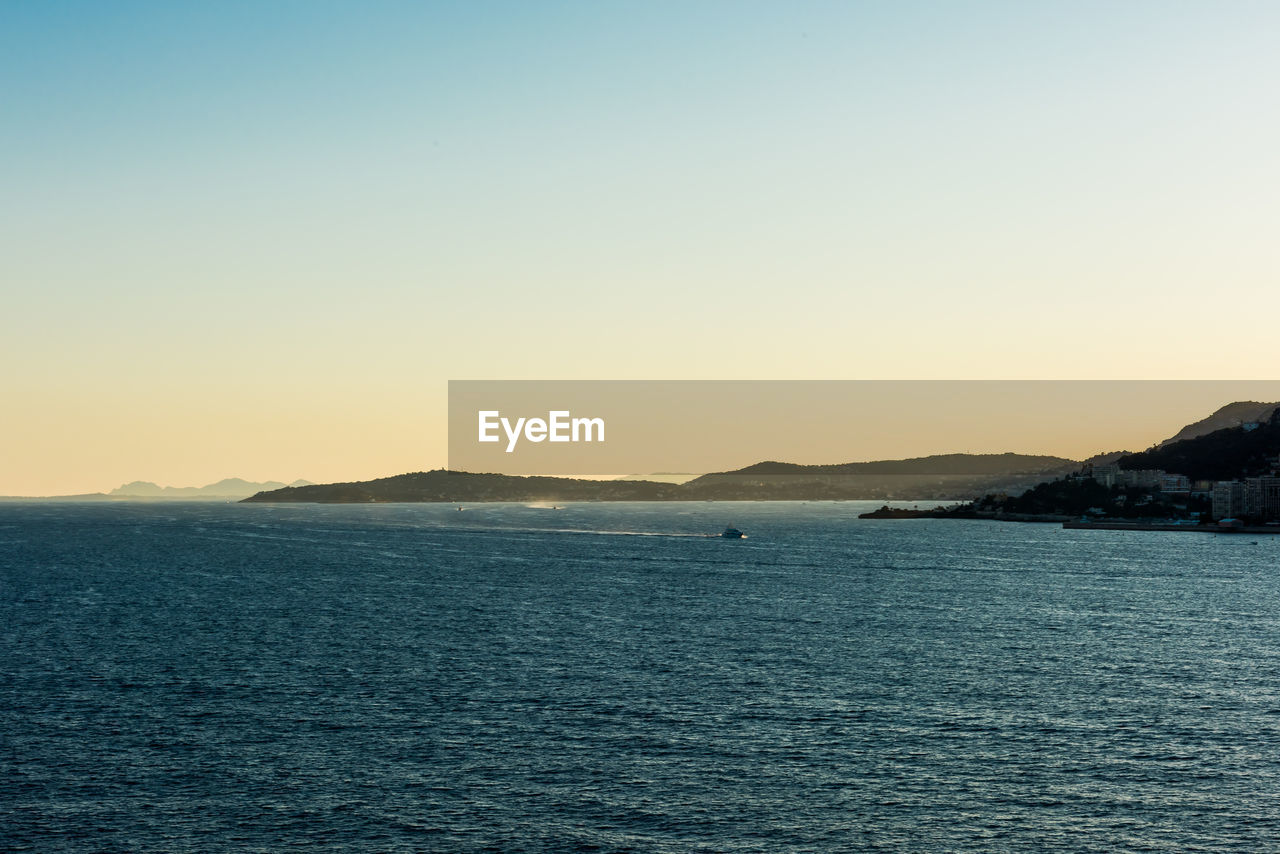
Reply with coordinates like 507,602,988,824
448,380,1280,476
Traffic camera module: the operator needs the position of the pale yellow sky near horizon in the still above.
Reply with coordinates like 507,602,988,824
6,381,1279,496
4,3,1279,494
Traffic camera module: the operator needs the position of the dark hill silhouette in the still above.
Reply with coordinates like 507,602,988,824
1119,407,1280,481
1158,401,1279,447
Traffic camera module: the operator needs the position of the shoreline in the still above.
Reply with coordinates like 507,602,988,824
1063,521,1280,534
859,507,1280,533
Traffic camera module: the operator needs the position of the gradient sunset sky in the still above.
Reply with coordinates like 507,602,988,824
3,2,1278,494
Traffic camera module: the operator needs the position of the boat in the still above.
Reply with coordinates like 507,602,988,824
721,526,745,539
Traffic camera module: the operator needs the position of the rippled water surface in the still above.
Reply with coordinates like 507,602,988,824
4,501,1280,852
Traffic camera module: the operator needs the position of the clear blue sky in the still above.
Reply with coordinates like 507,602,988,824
3,1,1279,493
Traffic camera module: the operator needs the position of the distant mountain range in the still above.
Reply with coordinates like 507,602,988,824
110,478,313,498
2,478,313,501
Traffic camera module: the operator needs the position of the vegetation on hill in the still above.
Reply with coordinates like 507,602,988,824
971,478,1206,519
1158,401,1279,447
1118,408,1280,481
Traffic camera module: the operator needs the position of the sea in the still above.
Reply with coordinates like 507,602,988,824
3,500,1280,852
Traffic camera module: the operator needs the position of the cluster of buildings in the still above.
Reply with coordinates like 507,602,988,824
1210,477,1280,522
1091,466,1190,493
1089,463,1280,523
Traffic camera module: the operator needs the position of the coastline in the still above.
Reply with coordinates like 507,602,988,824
1063,520,1280,534
859,506,1280,533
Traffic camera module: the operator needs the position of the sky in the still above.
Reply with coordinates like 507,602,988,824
3,1,1279,494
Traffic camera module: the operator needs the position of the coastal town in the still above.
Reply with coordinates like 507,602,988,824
1086,462,1280,525
862,406,1280,531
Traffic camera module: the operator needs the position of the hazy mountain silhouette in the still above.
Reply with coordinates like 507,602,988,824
109,478,313,499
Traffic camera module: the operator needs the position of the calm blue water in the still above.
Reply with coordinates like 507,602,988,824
3,501,1280,852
